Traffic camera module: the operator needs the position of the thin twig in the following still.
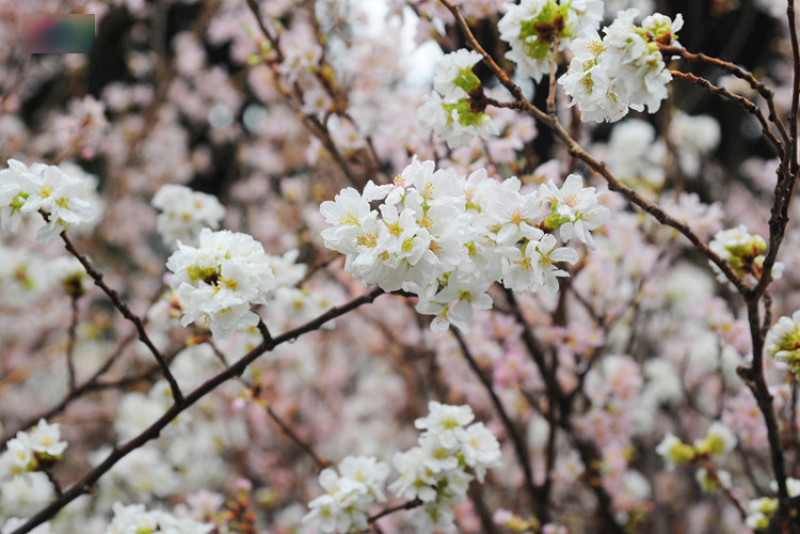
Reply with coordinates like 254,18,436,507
365,498,422,527
0,339,180,447
696,457,747,520
65,294,80,392
11,287,386,534
60,232,184,404
450,327,540,511
547,37,560,115
659,44,791,147
669,70,784,159
264,404,329,469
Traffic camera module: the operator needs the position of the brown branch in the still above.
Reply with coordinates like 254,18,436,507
450,327,540,514
659,44,791,147
11,287,386,534
669,70,784,159
60,231,184,404
789,0,800,179
742,299,788,498
695,457,747,520
65,294,80,392
547,37,560,115
365,498,423,528
436,0,749,296
263,403,329,469
0,338,178,447
244,0,367,188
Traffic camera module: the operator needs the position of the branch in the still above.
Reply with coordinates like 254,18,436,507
365,498,423,528
436,0,749,296
60,231,184,404
11,287,386,534
65,293,80,391
669,70,784,157
659,44,791,147
450,326,540,513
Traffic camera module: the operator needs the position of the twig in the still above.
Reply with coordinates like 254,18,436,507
1,339,180,447
60,231,184,404
450,327,540,512
547,37,560,115
742,299,788,498
365,498,422,527
659,44,791,147
65,294,80,391
437,0,749,296
669,71,784,159
11,287,386,534
696,457,747,520
264,404,329,469
256,318,273,345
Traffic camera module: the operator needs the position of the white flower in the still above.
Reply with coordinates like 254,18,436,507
461,422,502,482
303,460,385,534
415,401,475,448
411,502,456,534
166,228,277,340
319,157,600,333
320,187,377,255
152,184,226,247
388,447,438,502
540,174,610,248
560,9,683,123
0,472,55,517
0,159,35,232
526,234,579,292
337,456,391,503
557,30,631,123
499,0,604,82
655,432,694,470
419,433,461,474
415,273,494,333
1,432,36,481
0,160,100,240
501,234,578,292
695,467,732,492
29,419,68,458
106,502,214,534
418,91,498,149
694,422,737,457
483,177,542,245
433,49,484,100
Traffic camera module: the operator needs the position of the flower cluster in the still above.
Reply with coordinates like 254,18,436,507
165,228,277,340
151,184,226,247
559,10,683,122
0,419,68,483
390,401,502,533
418,49,497,148
656,421,737,471
0,159,101,240
745,478,800,531
320,157,609,332
708,225,784,284
498,0,604,82
303,456,390,533
766,310,800,376
106,502,214,534
303,402,501,534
